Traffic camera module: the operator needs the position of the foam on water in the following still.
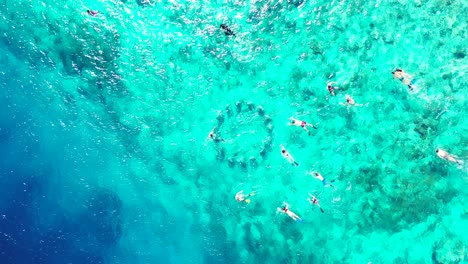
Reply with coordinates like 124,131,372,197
0,0,467,263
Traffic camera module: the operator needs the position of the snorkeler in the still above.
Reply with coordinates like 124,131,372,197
288,117,317,135
327,82,338,96
87,10,99,16
235,190,256,204
392,68,415,91
436,149,463,165
220,24,236,36
308,193,324,213
280,144,299,166
340,94,362,107
309,171,335,188
277,202,303,221
207,127,225,142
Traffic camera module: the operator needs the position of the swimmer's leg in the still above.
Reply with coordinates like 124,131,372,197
408,79,418,91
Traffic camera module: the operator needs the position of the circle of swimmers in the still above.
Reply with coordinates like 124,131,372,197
210,25,465,222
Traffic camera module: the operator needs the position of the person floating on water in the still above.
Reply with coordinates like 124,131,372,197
87,10,99,16
220,24,236,36
309,171,335,188
288,117,317,135
436,149,463,165
207,127,224,142
392,68,416,91
308,193,324,213
327,82,338,96
235,190,256,204
340,94,362,107
280,144,299,166
277,202,303,221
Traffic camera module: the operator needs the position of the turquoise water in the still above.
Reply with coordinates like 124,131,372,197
0,0,467,263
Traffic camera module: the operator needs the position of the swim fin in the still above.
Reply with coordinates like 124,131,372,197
245,199,251,204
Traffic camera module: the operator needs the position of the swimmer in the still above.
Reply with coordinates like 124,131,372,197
235,190,256,204
288,117,317,135
339,94,362,107
280,144,299,166
392,68,415,90
220,24,236,36
436,149,463,165
87,10,99,16
327,82,338,96
207,127,225,142
309,171,335,188
277,202,303,221
308,193,324,213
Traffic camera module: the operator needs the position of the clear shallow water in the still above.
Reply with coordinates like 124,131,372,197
0,0,467,263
